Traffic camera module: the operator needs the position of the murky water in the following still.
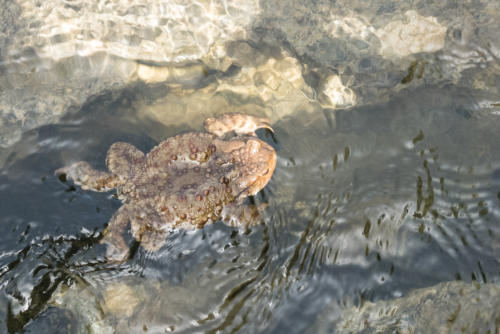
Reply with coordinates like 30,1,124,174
1,0,499,333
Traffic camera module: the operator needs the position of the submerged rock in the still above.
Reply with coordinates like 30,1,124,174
255,1,500,107
1,0,499,152
311,281,500,333
101,282,141,318
375,10,447,58
135,46,329,131
319,74,356,109
0,0,260,147
49,283,114,334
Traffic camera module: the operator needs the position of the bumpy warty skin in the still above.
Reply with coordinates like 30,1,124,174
56,113,276,260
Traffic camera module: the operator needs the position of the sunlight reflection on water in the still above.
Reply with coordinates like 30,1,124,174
0,0,499,333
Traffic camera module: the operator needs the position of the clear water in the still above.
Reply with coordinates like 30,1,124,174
1,1,499,333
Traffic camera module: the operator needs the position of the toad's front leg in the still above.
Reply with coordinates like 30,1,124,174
55,161,123,192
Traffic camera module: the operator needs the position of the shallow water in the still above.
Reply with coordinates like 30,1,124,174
1,1,500,333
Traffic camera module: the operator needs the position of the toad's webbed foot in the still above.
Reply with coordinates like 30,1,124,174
55,161,122,192
204,113,273,137
101,204,135,262
131,220,168,253
221,202,268,228
102,204,169,261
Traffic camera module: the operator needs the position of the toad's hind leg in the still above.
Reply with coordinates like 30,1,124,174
103,204,169,261
221,202,268,228
106,142,145,178
203,113,273,137
101,204,136,262
55,161,122,192
131,223,168,253
130,211,170,253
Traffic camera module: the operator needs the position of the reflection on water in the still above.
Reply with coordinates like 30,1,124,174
1,0,500,333
1,85,499,333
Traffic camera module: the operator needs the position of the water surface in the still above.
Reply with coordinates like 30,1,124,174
0,1,499,333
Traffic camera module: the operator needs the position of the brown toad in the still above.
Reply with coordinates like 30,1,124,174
56,114,276,261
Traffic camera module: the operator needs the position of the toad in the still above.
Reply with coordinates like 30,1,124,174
56,114,276,261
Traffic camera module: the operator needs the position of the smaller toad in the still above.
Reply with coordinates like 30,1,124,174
56,114,276,261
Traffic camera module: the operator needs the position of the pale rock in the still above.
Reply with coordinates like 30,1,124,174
216,54,309,101
214,52,320,120
49,282,114,334
328,281,500,334
326,15,375,41
0,0,260,147
136,85,270,143
137,64,170,83
326,11,447,59
201,42,233,72
135,51,323,136
375,10,447,58
321,75,356,108
137,63,207,85
101,282,141,317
